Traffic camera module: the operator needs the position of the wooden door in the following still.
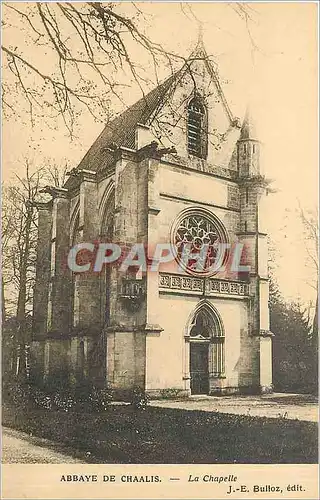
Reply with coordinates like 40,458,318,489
190,342,209,395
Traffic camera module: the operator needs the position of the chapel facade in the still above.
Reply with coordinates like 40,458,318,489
31,44,273,396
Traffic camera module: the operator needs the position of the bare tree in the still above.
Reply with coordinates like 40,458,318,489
2,165,40,378
297,203,319,339
43,162,69,188
1,184,19,322
2,160,67,380
2,2,258,136
1,2,169,135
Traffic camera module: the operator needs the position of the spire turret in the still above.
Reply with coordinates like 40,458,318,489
188,21,207,60
197,21,204,47
240,105,258,140
238,104,260,178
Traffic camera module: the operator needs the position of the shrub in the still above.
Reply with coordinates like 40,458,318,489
159,388,182,399
31,386,53,410
130,387,149,410
3,378,114,413
2,381,32,409
43,370,71,394
52,391,76,412
88,387,114,412
73,380,93,405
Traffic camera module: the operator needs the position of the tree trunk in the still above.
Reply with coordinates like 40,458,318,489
16,205,33,381
2,276,5,323
312,289,318,342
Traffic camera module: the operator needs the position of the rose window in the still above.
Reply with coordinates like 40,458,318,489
172,209,228,276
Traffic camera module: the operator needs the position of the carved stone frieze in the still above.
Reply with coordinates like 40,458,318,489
159,273,249,297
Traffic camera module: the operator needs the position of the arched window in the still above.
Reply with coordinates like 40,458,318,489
71,212,81,327
190,311,211,339
100,190,115,325
187,97,208,158
101,190,115,240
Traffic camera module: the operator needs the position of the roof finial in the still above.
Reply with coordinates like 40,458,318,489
197,20,204,47
240,104,258,140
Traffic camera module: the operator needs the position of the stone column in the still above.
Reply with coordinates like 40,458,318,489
76,170,101,335
50,190,71,336
106,147,149,393
32,202,52,338
238,186,273,392
31,202,52,383
237,114,273,393
182,337,191,395
40,189,71,385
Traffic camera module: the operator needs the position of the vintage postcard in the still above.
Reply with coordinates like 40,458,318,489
1,1,318,499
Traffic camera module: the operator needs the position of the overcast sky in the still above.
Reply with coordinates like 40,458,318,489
2,2,318,305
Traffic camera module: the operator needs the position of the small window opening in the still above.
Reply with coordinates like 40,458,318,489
187,98,208,158
190,312,211,339
77,340,85,380
245,187,249,205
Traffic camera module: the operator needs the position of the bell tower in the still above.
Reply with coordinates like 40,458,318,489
237,106,273,393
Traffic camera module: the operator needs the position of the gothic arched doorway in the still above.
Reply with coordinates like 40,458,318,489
187,302,225,395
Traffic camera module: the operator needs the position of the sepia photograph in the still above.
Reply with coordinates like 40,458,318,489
1,1,318,499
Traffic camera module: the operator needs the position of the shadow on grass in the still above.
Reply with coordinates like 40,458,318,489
263,395,318,406
3,403,318,464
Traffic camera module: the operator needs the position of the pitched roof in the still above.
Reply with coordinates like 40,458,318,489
74,43,236,175
76,72,179,172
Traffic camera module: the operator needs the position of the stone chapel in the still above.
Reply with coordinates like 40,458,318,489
31,43,273,396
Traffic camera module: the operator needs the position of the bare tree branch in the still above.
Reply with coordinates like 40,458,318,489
2,2,259,135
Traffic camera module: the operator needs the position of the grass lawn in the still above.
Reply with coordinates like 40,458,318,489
2,403,317,464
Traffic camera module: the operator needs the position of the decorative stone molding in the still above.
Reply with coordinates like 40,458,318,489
238,174,272,189
137,140,177,161
104,142,176,163
105,323,163,333
232,117,242,128
160,153,238,181
63,167,98,193
66,168,97,182
39,186,69,199
32,201,53,211
116,146,137,161
258,329,275,337
119,278,146,312
159,273,249,297
101,144,137,162
148,206,161,215
159,273,203,292
204,163,238,180
143,323,164,334
136,122,150,130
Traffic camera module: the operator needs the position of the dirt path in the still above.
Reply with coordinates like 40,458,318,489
2,427,83,463
150,393,318,422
